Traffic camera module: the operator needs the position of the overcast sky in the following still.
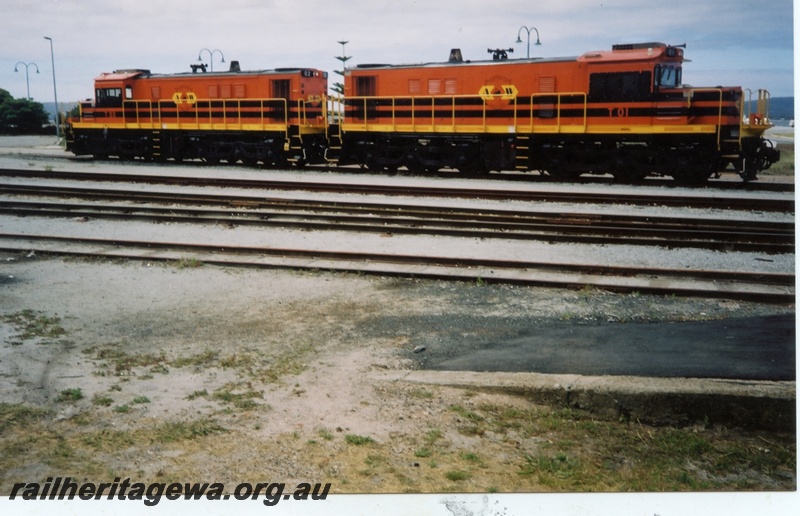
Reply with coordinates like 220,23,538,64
1,0,795,105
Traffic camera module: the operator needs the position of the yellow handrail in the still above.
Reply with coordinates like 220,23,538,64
685,88,723,149
342,93,591,133
106,96,312,132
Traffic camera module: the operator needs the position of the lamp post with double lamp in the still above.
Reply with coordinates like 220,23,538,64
198,48,225,72
43,36,60,138
516,25,542,59
14,61,40,100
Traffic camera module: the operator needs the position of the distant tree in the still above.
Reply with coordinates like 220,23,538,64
0,88,51,134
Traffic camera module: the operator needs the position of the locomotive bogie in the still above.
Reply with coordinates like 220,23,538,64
339,133,514,174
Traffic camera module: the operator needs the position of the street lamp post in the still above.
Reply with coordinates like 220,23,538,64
44,36,60,139
516,26,542,59
14,61,40,100
198,48,225,72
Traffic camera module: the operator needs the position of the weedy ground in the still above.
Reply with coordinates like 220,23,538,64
0,250,795,494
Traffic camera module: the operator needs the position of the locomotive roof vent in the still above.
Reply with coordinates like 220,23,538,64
612,42,666,51
448,48,463,63
112,69,150,75
229,60,241,72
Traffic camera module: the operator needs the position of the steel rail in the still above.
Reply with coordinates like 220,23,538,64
0,233,793,302
0,167,793,212
0,198,793,254
3,145,794,190
1,186,793,232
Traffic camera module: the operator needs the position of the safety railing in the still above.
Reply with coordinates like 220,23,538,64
521,92,588,133
683,88,725,149
743,88,772,126
76,97,326,137
341,93,591,134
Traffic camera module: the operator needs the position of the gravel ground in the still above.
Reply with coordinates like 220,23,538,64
0,136,796,511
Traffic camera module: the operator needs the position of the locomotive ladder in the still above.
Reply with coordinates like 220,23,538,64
515,134,531,171
286,127,304,165
326,128,343,164
151,130,162,161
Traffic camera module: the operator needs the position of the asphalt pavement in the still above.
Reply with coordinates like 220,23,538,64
413,314,795,381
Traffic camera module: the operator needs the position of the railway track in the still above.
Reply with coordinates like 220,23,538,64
12,153,797,192
0,166,793,301
0,167,794,212
0,193,793,254
0,233,793,302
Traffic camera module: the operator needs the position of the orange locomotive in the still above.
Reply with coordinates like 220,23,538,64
337,43,778,182
66,61,329,166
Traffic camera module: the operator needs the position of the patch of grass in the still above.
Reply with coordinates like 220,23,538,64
344,434,375,446
186,389,209,401
56,388,83,402
461,452,483,465
131,396,150,404
81,429,136,449
174,258,203,269
450,404,484,422
764,142,794,175
424,428,443,445
520,452,582,486
150,418,227,443
189,342,316,384
408,387,434,399
451,404,487,436
1,309,67,344
89,345,168,376
171,350,220,368
0,403,50,433
91,394,114,407
113,404,131,413
445,470,471,481
212,383,263,410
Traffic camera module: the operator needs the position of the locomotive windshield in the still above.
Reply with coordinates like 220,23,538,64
655,65,681,88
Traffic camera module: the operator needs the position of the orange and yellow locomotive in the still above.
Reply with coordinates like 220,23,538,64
67,42,779,182
67,61,329,166
337,42,778,182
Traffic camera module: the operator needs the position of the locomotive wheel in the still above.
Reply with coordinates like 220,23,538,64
458,162,487,177
672,153,715,184
740,158,759,182
613,156,648,183
546,167,582,181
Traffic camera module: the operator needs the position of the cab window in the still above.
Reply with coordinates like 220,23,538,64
655,65,681,89
589,71,652,102
96,87,122,107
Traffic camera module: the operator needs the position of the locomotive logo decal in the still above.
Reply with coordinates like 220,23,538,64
479,76,517,108
172,91,197,106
